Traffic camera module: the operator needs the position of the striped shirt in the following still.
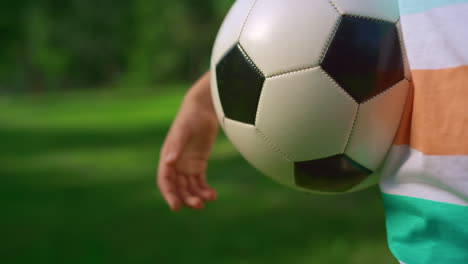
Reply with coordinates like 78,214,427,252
380,1,468,263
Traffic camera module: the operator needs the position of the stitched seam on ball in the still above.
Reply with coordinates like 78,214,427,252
345,14,395,24
238,44,264,77
343,104,360,153
396,21,412,81
255,128,294,162
238,0,259,40
348,173,379,193
267,66,320,79
254,81,267,125
361,79,406,104
319,16,342,65
224,118,291,164
328,0,343,15
226,118,256,131
320,68,357,103
330,0,398,24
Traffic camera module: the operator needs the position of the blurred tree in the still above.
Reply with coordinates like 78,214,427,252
0,0,234,93
0,0,30,92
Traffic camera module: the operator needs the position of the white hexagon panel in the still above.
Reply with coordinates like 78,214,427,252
210,70,225,129
211,0,257,65
345,80,410,171
332,0,400,23
396,21,412,80
239,0,340,77
223,118,296,188
256,67,358,162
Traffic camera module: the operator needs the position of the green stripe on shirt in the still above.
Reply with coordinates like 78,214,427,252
382,193,468,264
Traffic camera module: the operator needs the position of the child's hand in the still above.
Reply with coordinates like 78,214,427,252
157,72,219,211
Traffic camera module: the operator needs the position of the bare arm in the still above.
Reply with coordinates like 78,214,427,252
157,72,219,211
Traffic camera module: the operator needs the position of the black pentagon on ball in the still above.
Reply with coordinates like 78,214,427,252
321,15,404,103
216,44,265,125
294,154,372,192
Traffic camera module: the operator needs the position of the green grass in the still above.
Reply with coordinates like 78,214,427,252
0,89,396,264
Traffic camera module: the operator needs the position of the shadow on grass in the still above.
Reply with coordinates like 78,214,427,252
0,123,395,264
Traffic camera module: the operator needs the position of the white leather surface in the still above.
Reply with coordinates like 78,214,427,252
256,67,358,162
223,118,296,188
345,80,410,171
396,21,412,80
332,0,400,23
239,0,339,77
347,173,379,192
210,68,225,129
211,0,257,66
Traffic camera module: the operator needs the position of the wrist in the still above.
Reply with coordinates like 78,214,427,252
185,72,212,105
184,72,217,117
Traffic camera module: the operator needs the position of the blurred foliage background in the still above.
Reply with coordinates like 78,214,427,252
1,0,232,93
0,1,396,263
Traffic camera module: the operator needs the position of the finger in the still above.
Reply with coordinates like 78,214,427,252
195,174,218,201
176,173,204,210
187,175,211,202
161,124,191,165
189,174,216,202
157,163,182,211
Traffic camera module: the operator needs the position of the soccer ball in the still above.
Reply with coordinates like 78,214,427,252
210,0,410,194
